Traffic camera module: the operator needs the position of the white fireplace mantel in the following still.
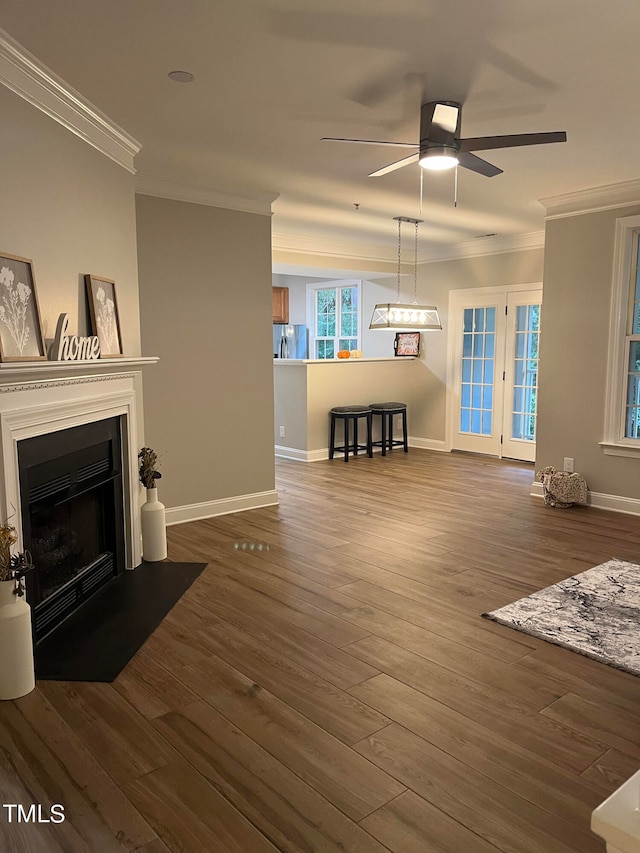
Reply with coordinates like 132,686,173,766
0,356,158,570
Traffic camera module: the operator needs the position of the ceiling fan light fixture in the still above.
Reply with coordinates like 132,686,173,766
419,146,459,171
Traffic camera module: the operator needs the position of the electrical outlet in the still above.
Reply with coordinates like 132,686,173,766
279,426,285,437
563,457,574,473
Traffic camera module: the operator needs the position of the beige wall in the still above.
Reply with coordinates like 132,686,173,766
0,86,140,352
136,195,275,510
537,207,640,498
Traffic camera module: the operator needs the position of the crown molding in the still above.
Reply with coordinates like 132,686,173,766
135,176,278,216
272,231,398,263
273,229,544,266
541,179,640,219
0,28,140,173
424,231,544,263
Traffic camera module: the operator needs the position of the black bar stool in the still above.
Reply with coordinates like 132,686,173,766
369,402,408,455
329,406,373,462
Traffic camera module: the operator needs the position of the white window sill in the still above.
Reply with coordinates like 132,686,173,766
600,440,640,458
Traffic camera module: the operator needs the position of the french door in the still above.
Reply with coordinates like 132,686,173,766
448,286,542,462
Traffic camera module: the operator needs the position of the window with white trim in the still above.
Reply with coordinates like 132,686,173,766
603,214,640,456
626,233,640,438
308,281,360,359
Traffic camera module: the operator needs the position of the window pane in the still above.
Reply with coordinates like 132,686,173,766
463,308,473,332
485,333,495,358
483,385,493,409
462,359,471,382
473,334,484,357
513,386,524,412
515,332,526,358
483,360,494,384
471,410,481,433
461,384,470,407
486,308,496,333
463,334,472,357
481,411,492,435
512,413,523,439
474,308,485,332
473,360,483,382
516,305,527,332
472,385,482,408
461,409,470,432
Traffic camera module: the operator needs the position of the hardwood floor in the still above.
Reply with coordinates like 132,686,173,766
2,449,640,851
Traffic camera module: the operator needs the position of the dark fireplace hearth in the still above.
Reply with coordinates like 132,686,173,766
18,417,125,643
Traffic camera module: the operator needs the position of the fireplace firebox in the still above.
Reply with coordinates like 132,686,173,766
18,417,125,643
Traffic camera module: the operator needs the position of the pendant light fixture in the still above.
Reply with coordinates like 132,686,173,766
369,216,442,331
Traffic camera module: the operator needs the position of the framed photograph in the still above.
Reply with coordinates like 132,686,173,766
85,274,123,357
0,253,47,362
394,331,420,357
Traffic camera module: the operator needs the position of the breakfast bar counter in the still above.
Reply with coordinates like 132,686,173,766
273,357,419,460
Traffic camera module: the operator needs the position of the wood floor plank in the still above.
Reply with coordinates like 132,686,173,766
39,681,178,786
348,673,604,826
344,634,607,773
153,700,392,852
196,569,371,647
113,648,201,720
580,748,640,797
355,723,602,853
123,757,279,852
166,579,381,690
542,692,640,760
174,653,406,820
0,698,130,851
5,449,640,851
188,617,391,744
361,789,501,853
216,553,536,664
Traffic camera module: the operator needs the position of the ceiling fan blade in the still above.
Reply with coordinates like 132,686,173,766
420,101,461,145
457,151,503,177
322,137,418,148
369,152,420,177
458,131,567,153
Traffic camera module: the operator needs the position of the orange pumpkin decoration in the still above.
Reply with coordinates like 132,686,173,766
337,350,351,359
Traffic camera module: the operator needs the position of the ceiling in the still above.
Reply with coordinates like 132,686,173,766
3,0,640,264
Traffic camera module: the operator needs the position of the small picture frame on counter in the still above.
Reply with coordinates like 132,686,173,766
394,332,420,357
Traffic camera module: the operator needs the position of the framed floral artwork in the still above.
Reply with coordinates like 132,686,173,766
394,331,420,357
85,274,123,357
0,253,46,362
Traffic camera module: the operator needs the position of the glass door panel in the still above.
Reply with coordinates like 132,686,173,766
502,291,542,462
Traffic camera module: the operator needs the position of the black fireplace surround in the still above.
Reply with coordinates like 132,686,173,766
18,417,125,643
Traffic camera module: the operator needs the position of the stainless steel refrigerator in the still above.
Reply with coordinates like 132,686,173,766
273,324,308,359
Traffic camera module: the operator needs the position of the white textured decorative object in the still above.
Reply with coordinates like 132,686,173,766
0,580,35,700
141,487,167,562
592,767,640,852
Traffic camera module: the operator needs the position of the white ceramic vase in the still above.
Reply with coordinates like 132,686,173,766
141,486,167,562
0,579,35,700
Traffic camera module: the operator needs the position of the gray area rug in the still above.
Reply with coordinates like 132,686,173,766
482,558,640,677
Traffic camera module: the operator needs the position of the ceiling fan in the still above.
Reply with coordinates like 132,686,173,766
323,100,567,177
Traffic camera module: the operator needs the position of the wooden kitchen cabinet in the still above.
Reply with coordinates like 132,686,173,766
272,287,289,324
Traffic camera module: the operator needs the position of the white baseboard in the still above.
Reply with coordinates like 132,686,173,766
165,490,279,526
530,481,640,515
408,437,449,453
275,445,327,462
275,438,448,462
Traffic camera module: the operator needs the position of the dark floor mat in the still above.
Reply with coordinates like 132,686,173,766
35,561,207,682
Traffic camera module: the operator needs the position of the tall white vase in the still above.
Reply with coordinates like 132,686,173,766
141,486,167,562
0,579,35,700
